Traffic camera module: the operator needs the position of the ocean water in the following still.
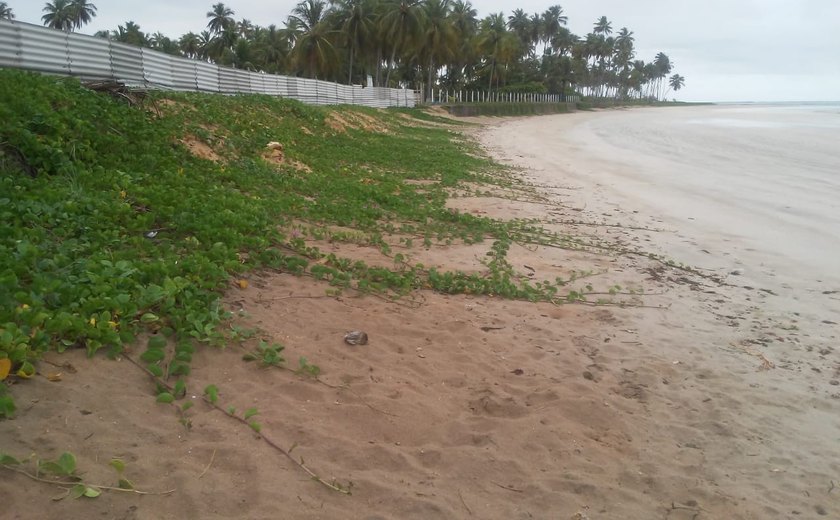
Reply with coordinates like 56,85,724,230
482,104,840,322
576,105,840,290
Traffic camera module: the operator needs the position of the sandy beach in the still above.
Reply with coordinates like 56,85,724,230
3,106,839,519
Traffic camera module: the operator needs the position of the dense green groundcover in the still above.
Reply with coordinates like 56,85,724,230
1,70,638,418
1,70,560,416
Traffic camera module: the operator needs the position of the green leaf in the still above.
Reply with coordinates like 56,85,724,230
140,313,159,323
83,486,101,498
147,364,164,377
118,478,134,490
173,379,186,399
16,361,36,378
204,384,219,404
69,484,86,499
0,395,15,418
57,452,76,475
243,407,259,420
140,349,165,363
39,461,65,475
109,458,125,473
248,421,261,433
147,335,166,349
0,453,21,465
181,401,194,412
156,392,175,404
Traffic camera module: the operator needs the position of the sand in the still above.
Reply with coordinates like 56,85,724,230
3,106,839,519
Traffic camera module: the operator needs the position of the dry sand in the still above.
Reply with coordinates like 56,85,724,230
3,107,839,520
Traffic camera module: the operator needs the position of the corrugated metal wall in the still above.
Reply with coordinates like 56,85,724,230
0,19,415,108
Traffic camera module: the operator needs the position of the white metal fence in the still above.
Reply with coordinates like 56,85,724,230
0,19,415,108
423,89,580,105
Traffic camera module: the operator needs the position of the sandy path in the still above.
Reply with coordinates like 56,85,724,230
3,109,838,519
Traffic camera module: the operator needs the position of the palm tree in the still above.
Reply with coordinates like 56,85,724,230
289,0,328,33
41,0,75,31
613,27,635,97
206,3,235,35
207,26,238,62
70,0,97,29
507,9,533,59
0,2,14,20
540,5,567,56
255,24,291,74
291,20,337,78
330,0,375,84
653,52,672,99
113,21,148,46
666,73,685,99
281,17,302,48
421,0,455,97
379,0,426,87
236,18,255,39
150,32,167,49
549,26,574,57
478,12,517,90
197,31,213,60
447,0,477,89
593,16,612,37
179,32,201,59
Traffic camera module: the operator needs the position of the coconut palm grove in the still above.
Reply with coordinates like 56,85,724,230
4,0,686,99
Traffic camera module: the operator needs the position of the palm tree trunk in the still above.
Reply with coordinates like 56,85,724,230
488,59,495,91
348,46,355,85
427,55,434,99
385,45,398,88
375,46,382,87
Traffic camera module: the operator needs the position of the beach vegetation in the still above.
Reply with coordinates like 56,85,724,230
0,69,661,418
0,450,171,499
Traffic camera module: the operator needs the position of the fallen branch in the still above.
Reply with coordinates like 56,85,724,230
123,355,351,495
198,448,216,479
490,480,524,493
458,489,473,515
2,464,175,496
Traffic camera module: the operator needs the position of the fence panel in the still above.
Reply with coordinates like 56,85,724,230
0,19,414,107
217,67,239,94
248,71,266,95
110,41,144,86
295,78,318,105
66,32,111,80
232,68,250,93
0,20,21,69
17,22,68,75
171,56,198,91
194,61,219,93
141,48,175,89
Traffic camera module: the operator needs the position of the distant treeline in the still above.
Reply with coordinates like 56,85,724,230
3,1,686,99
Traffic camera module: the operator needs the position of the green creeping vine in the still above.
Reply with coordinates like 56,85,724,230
1,69,666,423
0,451,174,499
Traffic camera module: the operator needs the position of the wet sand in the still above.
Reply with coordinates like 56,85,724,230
482,105,840,304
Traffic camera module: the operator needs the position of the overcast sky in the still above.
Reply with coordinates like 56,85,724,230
7,0,840,102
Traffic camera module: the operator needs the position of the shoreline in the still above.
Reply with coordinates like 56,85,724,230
477,107,840,517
